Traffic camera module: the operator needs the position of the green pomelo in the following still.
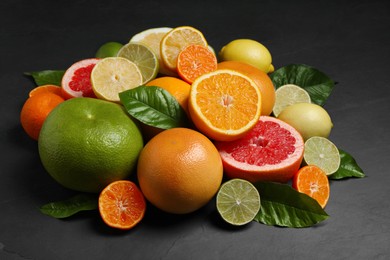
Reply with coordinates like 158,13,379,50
38,97,144,193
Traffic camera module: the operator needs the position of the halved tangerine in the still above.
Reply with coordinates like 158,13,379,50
292,165,330,208
98,180,146,230
188,69,261,141
177,44,217,83
160,26,208,72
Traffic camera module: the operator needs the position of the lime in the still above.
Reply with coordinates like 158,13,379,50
95,42,123,58
129,27,174,76
272,84,311,117
117,42,159,84
91,57,143,102
38,98,144,193
303,136,341,175
277,102,333,141
216,178,261,226
218,39,273,73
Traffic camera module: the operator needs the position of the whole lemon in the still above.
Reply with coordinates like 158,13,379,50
277,103,333,141
38,98,144,193
137,128,223,214
219,39,274,73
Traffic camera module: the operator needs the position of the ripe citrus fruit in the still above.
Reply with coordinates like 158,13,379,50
188,69,262,141
217,61,275,116
216,178,261,226
99,180,146,230
142,76,192,141
277,102,333,141
177,44,217,83
215,116,305,183
38,98,144,193
91,57,143,103
95,41,123,58
129,27,175,76
292,165,330,208
117,42,159,84
219,39,274,73
145,76,191,113
20,92,65,140
61,58,100,99
137,128,223,214
303,136,341,176
272,84,311,117
29,84,62,98
160,26,208,72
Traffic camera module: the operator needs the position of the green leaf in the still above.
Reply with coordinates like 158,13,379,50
329,149,365,180
253,182,329,228
119,85,189,129
40,194,98,219
270,64,334,105
24,70,65,86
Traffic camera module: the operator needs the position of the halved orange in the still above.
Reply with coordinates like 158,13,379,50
160,26,208,72
98,180,146,230
188,69,262,141
292,165,330,208
177,44,217,84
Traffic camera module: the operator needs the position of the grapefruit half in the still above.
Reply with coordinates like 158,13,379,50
215,116,304,183
61,58,100,99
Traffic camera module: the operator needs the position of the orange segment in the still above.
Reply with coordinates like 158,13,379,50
29,84,63,98
98,180,146,230
188,69,262,141
177,44,217,83
160,26,208,72
292,165,330,208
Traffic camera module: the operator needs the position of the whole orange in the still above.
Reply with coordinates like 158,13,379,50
143,77,192,141
217,61,275,116
20,92,65,140
137,128,223,214
145,76,191,113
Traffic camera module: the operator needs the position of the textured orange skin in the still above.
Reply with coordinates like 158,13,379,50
217,61,275,116
137,128,223,214
20,92,64,140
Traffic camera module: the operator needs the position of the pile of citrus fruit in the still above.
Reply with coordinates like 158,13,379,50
20,25,362,229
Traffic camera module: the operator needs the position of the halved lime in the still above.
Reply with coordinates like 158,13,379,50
272,84,311,117
304,136,341,175
91,57,143,102
216,178,261,226
117,42,159,84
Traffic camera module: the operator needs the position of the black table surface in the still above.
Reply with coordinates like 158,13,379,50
2,0,390,259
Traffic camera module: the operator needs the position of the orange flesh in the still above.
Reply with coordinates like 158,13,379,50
195,73,260,131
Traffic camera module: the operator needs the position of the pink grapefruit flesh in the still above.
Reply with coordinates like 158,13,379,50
61,58,100,99
215,116,304,183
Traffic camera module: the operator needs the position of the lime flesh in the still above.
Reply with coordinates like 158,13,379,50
216,178,261,226
304,136,341,175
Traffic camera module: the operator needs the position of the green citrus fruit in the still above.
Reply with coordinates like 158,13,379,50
95,42,123,58
216,178,261,226
277,103,333,141
218,39,273,73
38,98,144,193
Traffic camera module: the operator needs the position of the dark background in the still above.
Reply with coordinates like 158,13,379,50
1,0,390,259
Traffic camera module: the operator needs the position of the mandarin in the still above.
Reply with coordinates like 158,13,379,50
20,92,64,140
